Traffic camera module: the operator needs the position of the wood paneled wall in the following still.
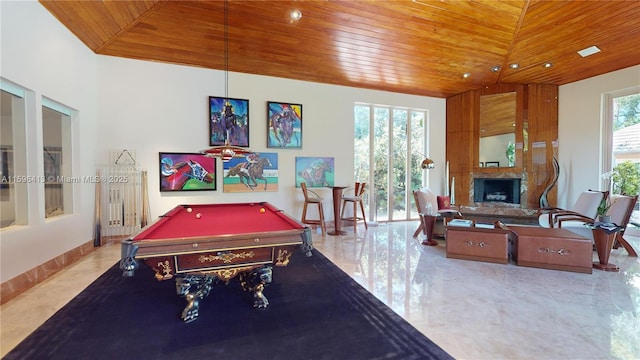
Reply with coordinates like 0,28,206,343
446,83,558,209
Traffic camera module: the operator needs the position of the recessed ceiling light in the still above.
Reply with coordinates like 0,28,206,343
543,62,553,68
577,45,601,57
463,72,471,78
509,63,519,69
290,9,302,21
491,65,501,72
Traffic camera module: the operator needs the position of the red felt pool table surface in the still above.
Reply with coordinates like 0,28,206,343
133,202,305,241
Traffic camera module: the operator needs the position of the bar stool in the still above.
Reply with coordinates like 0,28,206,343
300,182,326,236
340,182,368,232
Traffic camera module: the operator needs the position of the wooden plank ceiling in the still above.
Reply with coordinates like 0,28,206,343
40,0,640,98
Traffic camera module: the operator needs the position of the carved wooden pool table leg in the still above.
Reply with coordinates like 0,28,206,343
239,266,273,309
175,275,216,323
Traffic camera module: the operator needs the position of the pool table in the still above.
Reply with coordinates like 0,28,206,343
120,202,312,322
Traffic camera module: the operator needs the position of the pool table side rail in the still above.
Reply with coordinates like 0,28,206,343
129,229,308,257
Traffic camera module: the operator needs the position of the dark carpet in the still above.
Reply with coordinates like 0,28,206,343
4,250,453,360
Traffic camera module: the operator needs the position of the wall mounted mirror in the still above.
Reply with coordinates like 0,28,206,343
479,92,516,168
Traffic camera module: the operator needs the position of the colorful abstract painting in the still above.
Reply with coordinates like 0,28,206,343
159,152,216,192
223,152,278,193
267,101,302,148
209,96,249,147
295,157,334,188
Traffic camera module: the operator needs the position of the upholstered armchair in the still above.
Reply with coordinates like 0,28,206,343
557,194,638,257
413,187,461,242
537,190,607,228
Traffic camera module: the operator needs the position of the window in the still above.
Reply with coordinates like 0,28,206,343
1,80,28,228
354,104,427,222
603,89,640,227
42,99,72,218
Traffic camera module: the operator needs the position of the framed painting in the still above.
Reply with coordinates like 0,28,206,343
267,101,302,148
295,157,334,188
159,152,216,192
223,152,278,193
485,161,500,168
209,96,249,147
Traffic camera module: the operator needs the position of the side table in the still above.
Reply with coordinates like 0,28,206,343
418,213,438,246
592,226,624,272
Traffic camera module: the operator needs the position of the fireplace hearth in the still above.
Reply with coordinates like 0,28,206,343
473,178,521,204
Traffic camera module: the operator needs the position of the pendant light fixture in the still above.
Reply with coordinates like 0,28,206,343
201,0,252,162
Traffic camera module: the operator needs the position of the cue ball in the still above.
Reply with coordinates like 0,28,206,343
260,208,266,213
196,213,201,219
186,207,192,213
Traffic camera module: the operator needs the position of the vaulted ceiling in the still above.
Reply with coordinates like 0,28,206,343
40,0,640,98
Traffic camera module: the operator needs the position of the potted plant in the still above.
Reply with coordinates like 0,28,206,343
596,198,613,223
505,142,515,167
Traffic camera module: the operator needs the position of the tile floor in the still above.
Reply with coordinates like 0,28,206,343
1,221,639,359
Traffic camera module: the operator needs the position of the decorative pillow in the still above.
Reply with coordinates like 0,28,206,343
437,195,451,210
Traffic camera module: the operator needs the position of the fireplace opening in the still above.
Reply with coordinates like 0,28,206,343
474,178,521,204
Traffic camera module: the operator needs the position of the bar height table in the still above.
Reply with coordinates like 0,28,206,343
328,186,347,236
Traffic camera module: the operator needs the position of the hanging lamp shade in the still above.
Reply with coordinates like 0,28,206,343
201,139,253,162
421,158,435,170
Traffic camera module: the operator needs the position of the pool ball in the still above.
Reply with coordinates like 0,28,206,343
260,208,266,213
196,213,201,219
186,207,192,213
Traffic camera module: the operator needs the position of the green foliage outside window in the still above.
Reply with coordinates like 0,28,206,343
611,161,640,196
613,93,640,130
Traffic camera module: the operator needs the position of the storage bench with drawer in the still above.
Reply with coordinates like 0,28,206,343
445,224,515,264
510,226,593,274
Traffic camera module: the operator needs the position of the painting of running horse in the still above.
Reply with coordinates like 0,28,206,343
159,152,216,192
209,96,250,147
295,157,334,188
268,102,302,148
223,152,279,193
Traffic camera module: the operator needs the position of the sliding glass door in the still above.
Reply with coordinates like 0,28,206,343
354,104,427,222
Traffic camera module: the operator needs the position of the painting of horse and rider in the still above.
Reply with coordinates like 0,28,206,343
295,157,334,188
268,102,302,148
159,152,216,192
223,152,279,193
210,96,250,147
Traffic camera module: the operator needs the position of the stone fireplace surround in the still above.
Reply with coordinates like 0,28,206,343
469,170,527,207
460,170,538,225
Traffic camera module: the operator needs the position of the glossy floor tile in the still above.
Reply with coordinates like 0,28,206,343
2,221,639,359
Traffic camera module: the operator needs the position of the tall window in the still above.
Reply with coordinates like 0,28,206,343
354,104,427,222
42,99,72,218
604,89,640,226
1,83,26,228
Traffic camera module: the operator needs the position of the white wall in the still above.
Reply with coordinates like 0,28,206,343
1,1,98,281
96,56,447,221
558,65,640,208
